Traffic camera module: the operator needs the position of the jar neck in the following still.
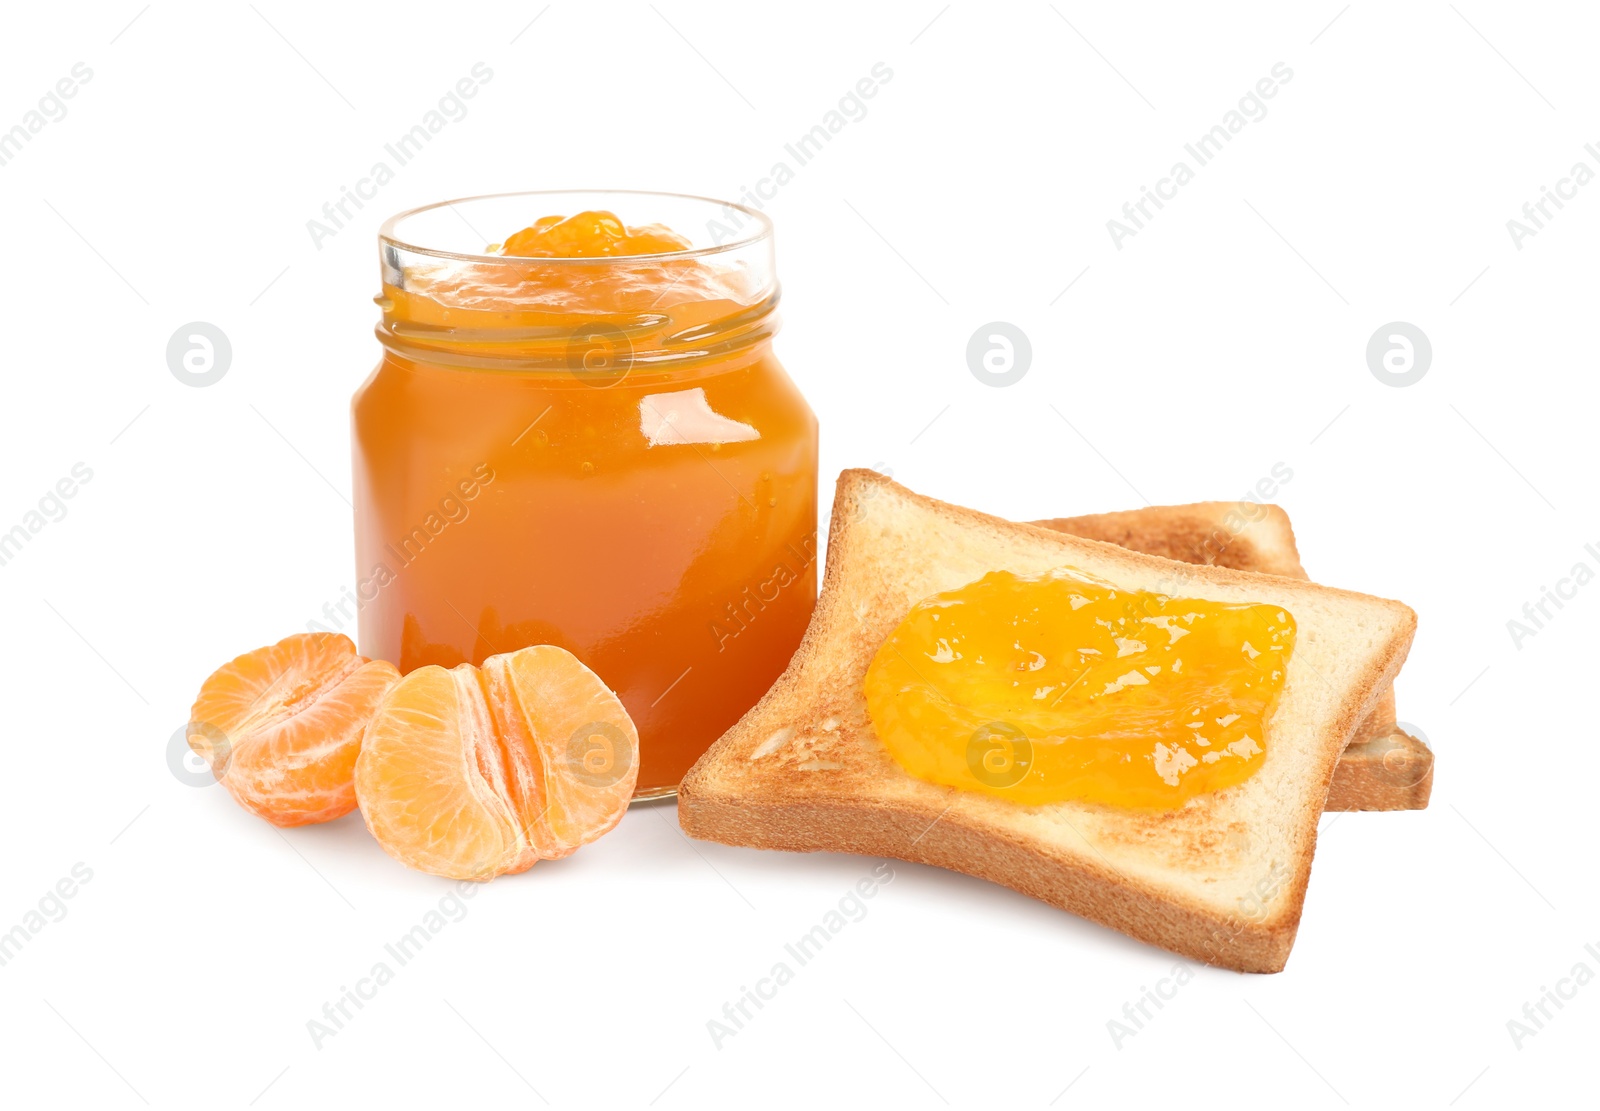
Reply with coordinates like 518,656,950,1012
376,278,780,375
375,217,779,375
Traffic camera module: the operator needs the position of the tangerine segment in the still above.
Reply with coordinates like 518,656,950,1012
188,632,401,827
354,645,639,880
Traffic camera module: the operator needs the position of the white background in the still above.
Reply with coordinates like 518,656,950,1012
1,2,1594,1107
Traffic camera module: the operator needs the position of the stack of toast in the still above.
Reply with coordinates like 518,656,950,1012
679,472,1425,972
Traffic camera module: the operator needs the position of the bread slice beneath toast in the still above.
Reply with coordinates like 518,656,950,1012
1033,502,1433,811
679,471,1417,972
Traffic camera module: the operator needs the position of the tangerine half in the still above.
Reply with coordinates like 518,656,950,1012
354,645,639,880
187,632,401,826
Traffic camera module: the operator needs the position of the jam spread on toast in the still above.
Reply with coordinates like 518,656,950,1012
863,569,1296,808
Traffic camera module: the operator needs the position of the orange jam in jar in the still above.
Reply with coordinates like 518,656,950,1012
353,191,818,797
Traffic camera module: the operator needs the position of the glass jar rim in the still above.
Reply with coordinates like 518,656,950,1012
378,189,774,265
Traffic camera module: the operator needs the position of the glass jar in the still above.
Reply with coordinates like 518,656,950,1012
352,191,818,797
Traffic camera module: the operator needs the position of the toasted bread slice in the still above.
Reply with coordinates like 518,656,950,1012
1033,501,1307,575
1033,502,1433,811
679,471,1417,972
1326,728,1434,811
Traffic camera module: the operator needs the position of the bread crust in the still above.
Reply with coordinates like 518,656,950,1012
1034,501,1304,576
680,471,1418,972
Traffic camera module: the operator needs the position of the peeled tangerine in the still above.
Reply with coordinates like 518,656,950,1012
188,633,401,827
354,645,639,881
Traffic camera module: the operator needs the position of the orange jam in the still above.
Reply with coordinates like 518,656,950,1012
492,211,692,258
354,194,817,797
863,569,1296,808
